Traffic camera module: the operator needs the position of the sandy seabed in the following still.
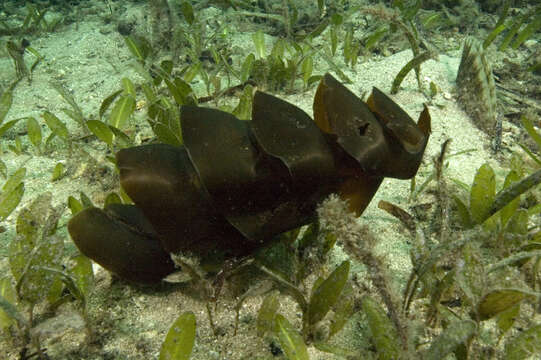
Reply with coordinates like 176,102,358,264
0,1,533,359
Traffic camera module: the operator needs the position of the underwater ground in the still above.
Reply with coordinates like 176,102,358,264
0,0,540,359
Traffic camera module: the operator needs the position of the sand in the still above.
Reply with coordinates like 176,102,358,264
0,1,535,359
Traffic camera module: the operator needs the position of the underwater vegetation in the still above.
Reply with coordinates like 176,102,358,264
155,154,541,359
0,0,540,359
0,3,62,37
456,37,498,139
0,193,93,359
